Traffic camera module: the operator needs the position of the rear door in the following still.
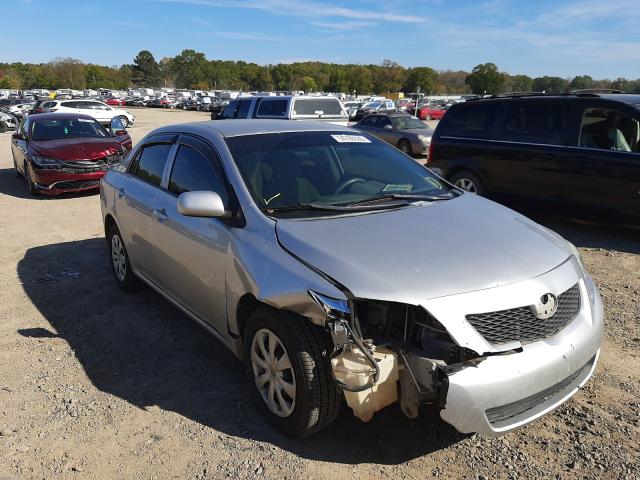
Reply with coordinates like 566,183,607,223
561,99,640,218
488,99,574,201
116,134,177,281
151,135,234,331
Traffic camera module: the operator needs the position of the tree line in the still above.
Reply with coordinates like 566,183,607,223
2,50,640,96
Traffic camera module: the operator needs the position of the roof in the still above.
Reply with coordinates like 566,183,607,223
27,112,98,121
152,119,353,138
468,92,640,106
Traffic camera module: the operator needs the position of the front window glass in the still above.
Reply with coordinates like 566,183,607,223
391,116,428,130
168,145,228,203
579,107,640,152
31,118,108,140
131,144,172,186
226,132,450,215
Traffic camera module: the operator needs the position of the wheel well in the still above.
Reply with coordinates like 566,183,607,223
104,214,116,237
397,138,410,147
236,293,261,340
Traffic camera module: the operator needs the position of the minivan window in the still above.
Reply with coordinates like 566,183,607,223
579,107,640,153
437,102,498,139
292,98,343,116
131,144,173,186
168,145,228,203
498,102,569,145
257,99,288,117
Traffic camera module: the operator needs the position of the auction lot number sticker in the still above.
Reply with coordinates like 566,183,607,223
331,134,371,143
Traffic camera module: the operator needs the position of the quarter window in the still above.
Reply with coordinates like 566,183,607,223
236,100,252,119
498,102,569,145
168,145,228,203
257,99,288,117
579,107,640,153
130,144,173,186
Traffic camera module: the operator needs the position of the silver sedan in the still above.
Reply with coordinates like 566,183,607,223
352,113,433,156
101,120,602,438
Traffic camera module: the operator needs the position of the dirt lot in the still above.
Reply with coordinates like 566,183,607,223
0,108,638,480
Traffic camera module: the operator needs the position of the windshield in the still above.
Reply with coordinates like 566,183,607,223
365,102,381,108
391,117,428,130
31,118,108,141
225,131,450,215
292,98,343,116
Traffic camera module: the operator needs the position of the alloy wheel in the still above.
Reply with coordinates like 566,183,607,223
111,234,127,282
454,178,477,193
250,328,296,417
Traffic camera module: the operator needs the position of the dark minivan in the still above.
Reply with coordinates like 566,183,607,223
428,92,640,224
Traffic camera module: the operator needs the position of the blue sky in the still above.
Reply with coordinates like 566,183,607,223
4,0,640,79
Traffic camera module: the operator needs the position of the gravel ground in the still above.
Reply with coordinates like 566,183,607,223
0,108,638,479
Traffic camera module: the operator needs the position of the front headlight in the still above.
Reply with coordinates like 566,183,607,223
417,134,432,144
31,155,63,167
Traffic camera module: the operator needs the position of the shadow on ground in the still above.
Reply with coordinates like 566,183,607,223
17,237,465,465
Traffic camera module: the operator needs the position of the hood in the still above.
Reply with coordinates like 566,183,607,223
31,138,123,161
275,194,571,304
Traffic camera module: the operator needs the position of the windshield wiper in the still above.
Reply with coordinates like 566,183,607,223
343,192,457,206
263,201,409,213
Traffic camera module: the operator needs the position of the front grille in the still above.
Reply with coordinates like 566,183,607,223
50,180,101,190
466,284,581,345
486,355,596,428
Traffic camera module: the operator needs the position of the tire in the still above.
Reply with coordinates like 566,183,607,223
449,170,486,195
426,114,432,121
24,161,38,196
0,121,7,133
107,223,142,293
118,115,129,128
397,139,412,155
244,307,341,437
13,155,22,178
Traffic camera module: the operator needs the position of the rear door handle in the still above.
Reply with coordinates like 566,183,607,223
153,208,168,222
114,186,126,199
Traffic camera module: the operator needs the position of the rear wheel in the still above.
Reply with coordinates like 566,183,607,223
425,114,432,121
397,139,412,155
13,155,21,178
107,223,142,293
244,307,341,437
118,115,129,128
449,170,485,195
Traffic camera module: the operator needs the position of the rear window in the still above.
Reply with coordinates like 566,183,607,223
292,98,343,117
130,144,173,186
257,99,288,117
497,101,570,145
437,102,498,139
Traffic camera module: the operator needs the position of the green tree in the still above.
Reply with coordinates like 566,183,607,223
569,75,594,91
404,67,438,94
132,50,160,86
532,76,570,94
171,49,210,88
505,74,533,92
300,76,317,93
465,63,505,95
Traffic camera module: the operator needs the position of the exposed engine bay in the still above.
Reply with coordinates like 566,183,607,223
324,298,487,421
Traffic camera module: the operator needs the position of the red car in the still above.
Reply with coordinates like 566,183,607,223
415,104,447,121
105,97,126,106
10,113,132,196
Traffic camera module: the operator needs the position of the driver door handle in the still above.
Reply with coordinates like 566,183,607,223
153,208,168,222
115,186,126,199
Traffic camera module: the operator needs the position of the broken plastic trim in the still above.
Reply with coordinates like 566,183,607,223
308,290,350,319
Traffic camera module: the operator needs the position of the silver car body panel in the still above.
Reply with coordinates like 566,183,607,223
100,120,603,435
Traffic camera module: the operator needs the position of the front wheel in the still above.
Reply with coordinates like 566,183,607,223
397,139,412,155
244,307,341,437
24,161,38,196
118,115,129,128
449,170,486,195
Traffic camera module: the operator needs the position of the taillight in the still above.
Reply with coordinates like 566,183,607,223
427,139,434,164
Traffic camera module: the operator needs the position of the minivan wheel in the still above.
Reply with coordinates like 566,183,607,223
244,307,341,438
397,139,412,155
107,224,142,293
450,170,485,195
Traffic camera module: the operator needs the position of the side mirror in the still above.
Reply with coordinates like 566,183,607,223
109,116,126,136
178,191,226,218
384,124,393,130
12,133,25,141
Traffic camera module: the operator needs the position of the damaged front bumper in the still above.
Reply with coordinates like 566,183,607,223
440,277,603,436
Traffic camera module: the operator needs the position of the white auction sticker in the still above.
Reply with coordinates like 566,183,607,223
330,134,371,143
